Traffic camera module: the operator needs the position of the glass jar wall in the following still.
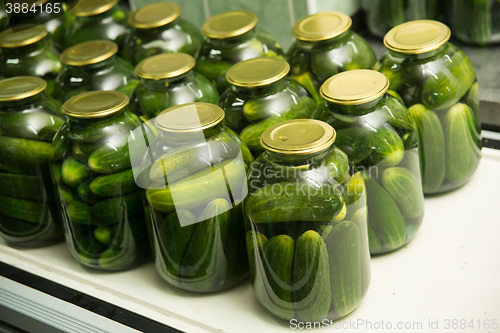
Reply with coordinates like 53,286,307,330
245,119,370,321
0,77,65,246
312,70,424,254
287,12,376,103
51,91,149,270
376,20,481,194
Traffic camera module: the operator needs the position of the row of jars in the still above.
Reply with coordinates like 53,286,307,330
0,18,481,324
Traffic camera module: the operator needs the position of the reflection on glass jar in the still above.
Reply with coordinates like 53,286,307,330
287,12,376,104
376,20,481,194
53,40,137,103
195,10,284,93
130,52,219,120
51,91,150,271
0,77,65,246
312,70,424,254
219,57,316,155
0,26,61,96
122,2,203,66
245,119,370,321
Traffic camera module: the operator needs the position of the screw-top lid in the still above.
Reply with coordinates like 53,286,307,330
292,11,351,42
70,0,118,17
63,91,129,118
384,20,451,55
155,103,225,133
61,40,118,66
0,26,48,48
135,53,195,80
320,70,389,105
0,77,47,102
202,10,257,39
129,2,181,29
226,57,289,88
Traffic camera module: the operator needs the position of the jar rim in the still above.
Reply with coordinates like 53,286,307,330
129,2,181,29
292,11,351,42
61,40,118,66
0,77,46,102
63,91,129,119
226,57,289,88
155,103,224,133
202,10,257,39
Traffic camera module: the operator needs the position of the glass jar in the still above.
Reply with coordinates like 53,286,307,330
362,0,441,38
195,10,284,93
53,40,137,103
376,20,481,194
0,26,62,96
286,12,376,104
130,52,219,120
312,70,424,254
51,91,149,270
219,57,316,155
54,0,129,49
447,0,500,46
137,103,250,292
0,77,65,246
122,2,203,65
0,3,7,32
245,119,370,321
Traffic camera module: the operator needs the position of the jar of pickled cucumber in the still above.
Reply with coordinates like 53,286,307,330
447,0,500,45
53,40,137,102
137,103,250,292
312,70,424,254
54,0,129,49
0,26,61,96
362,0,441,38
130,53,219,120
51,90,149,270
122,2,203,65
0,77,65,246
195,10,283,93
376,20,481,194
0,4,7,32
219,57,316,155
245,119,370,321
286,12,376,104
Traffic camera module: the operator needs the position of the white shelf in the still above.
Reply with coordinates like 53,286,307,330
1,148,500,333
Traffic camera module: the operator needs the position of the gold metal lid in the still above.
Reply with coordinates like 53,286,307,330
0,77,47,102
292,11,351,42
61,40,118,66
129,2,181,29
226,57,289,88
261,119,336,155
135,53,195,80
384,20,451,55
320,70,389,105
70,0,118,17
63,91,129,118
202,10,257,39
0,26,48,48
155,103,225,133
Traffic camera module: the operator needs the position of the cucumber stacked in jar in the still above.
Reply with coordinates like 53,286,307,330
0,77,65,246
51,91,149,270
286,12,376,104
219,57,317,155
312,70,424,254
140,103,250,292
245,119,370,321
376,20,481,194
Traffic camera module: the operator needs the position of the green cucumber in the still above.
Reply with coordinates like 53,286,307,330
262,235,295,320
387,90,405,105
334,127,373,164
367,221,381,254
367,126,405,167
291,72,322,104
246,230,268,284
0,137,53,168
365,177,406,253
326,146,349,184
343,172,366,206
222,127,255,166
293,230,331,322
72,142,92,164
77,180,99,204
464,82,481,133
59,184,79,204
242,91,303,123
350,207,371,294
62,156,90,188
409,104,446,193
146,158,246,213
66,201,91,225
0,214,43,238
88,143,131,174
444,103,480,183
246,182,344,224
0,111,65,142
470,0,492,45
194,58,233,81
382,167,424,219
327,220,362,318
68,112,140,143
0,196,45,224
90,169,137,197
90,191,144,226
0,172,43,200
385,94,416,132
94,226,112,245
